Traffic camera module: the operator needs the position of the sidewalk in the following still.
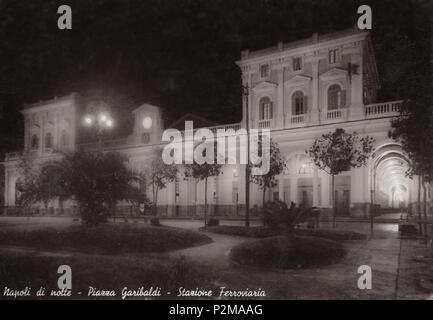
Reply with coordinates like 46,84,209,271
164,220,433,299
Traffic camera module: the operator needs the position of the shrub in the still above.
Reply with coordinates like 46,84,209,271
206,226,283,238
230,235,346,269
150,218,160,226
262,200,296,227
294,229,367,241
262,201,321,228
207,219,220,227
0,252,215,298
0,224,212,254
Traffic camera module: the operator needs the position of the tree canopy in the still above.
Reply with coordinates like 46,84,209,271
249,138,286,204
307,128,375,176
19,150,139,225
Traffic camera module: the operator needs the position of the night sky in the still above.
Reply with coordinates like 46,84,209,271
0,0,431,153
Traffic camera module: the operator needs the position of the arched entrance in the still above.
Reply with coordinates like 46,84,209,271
370,143,412,212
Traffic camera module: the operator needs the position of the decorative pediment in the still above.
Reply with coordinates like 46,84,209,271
284,75,312,87
132,103,161,115
167,113,218,131
319,67,348,81
252,81,278,93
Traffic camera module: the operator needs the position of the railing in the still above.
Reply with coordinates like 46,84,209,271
326,109,343,120
5,151,23,161
258,119,271,129
365,100,402,118
291,114,305,125
80,123,243,150
209,123,241,133
80,138,129,150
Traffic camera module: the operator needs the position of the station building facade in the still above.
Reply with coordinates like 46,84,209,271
4,28,425,217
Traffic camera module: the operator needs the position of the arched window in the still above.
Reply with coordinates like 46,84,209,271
292,91,307,115
61,130,69,147
259,97,273,120
328,84,345,110
299,161,314,174
31,134,39,149
285,154,314,175
45,132,53,148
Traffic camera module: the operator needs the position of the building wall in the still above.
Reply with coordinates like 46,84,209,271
237,29,379,131
5,29,425,217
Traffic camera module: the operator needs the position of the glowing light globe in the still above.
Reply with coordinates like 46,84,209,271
84,116,93,125
142,116,152,129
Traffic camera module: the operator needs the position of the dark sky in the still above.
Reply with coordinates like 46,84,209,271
0,0,431,152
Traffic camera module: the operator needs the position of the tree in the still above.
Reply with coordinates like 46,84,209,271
19,164,62,211
17,153,43,208
248,138,286,206
308,128,375,228
21,150,138,226
184,142,223,228
389,99,433,236
145,152,178,217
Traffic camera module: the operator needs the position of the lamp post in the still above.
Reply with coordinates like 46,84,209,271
370,189,374,235
243,83,250,227
83,104,114,149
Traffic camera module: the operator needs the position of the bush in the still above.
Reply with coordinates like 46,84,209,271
80,204,110,226
262,200,295,227
150,218,160,226
230,235,346,269
207,219,220,227
206,225,366,241
206,226,283,238
0,224,212,254
294,229,367,241
0,251,215,298
262,201,321,228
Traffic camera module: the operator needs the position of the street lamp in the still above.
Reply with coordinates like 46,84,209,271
243,83,250,228
83,104,114,149
370,189,375,234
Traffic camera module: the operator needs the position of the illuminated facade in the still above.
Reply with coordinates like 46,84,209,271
4,28,426,217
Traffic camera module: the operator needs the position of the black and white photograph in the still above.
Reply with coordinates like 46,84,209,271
0,0,432,306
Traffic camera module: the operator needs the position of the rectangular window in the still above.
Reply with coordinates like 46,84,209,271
260,64,269,78
292,57,302,71
260,101,273,120
264,103,272,119
232,187,238,203
328,49,339,64
295,97,304,115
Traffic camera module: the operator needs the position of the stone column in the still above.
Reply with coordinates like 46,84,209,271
310,58,320,123
248,73,254,129
166,180,175,217
238,164,246,205
40,113,44,155
55,111,60,148
321,172,331,208
24,116,29,150
349,53,364,120
278,175,284,201
290,177,298,205
277,68,285,128
71,106,77,151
